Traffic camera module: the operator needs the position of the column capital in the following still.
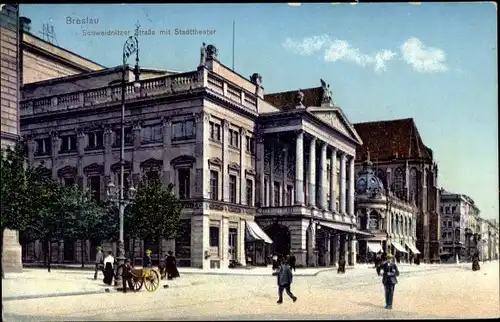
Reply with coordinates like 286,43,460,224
240,127,247,137
294,129,304,137
310,136,317,143
222,119,230,130
320,141,327,150
340,152,347,161
161,116,172,127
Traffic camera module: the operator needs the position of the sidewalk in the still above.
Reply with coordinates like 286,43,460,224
22,263,341,276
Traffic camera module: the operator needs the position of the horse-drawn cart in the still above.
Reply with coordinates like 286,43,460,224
115,266,161,292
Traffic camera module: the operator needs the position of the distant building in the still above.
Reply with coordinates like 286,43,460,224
20,43,369,269
354,155,419,264
353,119,440,263
439,189,480,260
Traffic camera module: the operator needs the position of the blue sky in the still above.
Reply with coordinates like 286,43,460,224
21,3,498,220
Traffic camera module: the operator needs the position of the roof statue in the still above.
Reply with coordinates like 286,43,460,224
206,44,218,60
250,73,262,86
320,78,333,103
199,42,207,66
295,89,305,107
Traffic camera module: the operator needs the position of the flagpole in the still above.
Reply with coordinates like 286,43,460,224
232,20,235,71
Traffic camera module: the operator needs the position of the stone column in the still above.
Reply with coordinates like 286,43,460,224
282,148,288,205
307,221,316,267
51,132,60,180
27,137,36,166
221,217,230,268
132,122,142,177
238,220,246,265
222,120,229,201
76,129,86,187
331,235,338,266
257,135,265,207
319,142,327,210
330,148,337,212
349,234,356,266
194,112,210,198
348,156,355,216
295,131,304,205
239,128,247,205
308,137,317,208
270,148,275,207
162,117,173,184
339,153,347,215
104,126,113,177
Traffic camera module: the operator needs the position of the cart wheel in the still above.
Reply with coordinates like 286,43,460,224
144,269,160,292
132,276,143,291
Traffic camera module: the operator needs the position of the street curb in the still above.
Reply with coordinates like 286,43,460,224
2,289,111,302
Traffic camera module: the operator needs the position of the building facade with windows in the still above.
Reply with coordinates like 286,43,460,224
20,44,369,269
353,119,441,263
354,156,419,264
439,189,480,260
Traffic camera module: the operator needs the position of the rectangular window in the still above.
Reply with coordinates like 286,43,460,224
178,168,190,199
209,121,221,142
88,175,101,203
60,135,77,153
445,206,450,214
451,206,457,214
246,179,253,206
286,185,293,206
114,127,133,146
172,120,195,140
273,182,280,206
209,226,219,247
35,138,51,155
87,131,104,149
142,125,163,143
229,175,237,203
229,129,239,148
245,136,256,154
210,170,219,200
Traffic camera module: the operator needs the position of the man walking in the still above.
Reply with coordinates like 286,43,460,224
93,246,104,280
289,252,297,272
380,253,400,309
273,258,297,304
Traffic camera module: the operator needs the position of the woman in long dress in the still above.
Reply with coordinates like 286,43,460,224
103,251,115,285
165,250,180,280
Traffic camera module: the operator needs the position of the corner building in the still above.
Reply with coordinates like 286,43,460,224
20,45,367,269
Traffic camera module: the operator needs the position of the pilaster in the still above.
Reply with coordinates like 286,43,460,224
51,131,60,180
238,219,246,265
348,156,355,216
132,121,142,175
104,125,113,177
282,148,288,205
308,137,317,208
239,128,247,205
27,137,36,165
76,128,85,186
194,111,210,198
222,120,229,201
257,135,265,206
162,116,173,184
270,148,275,207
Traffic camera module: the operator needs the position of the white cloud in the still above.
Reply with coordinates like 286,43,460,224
400,37,448,73
283,35,397,73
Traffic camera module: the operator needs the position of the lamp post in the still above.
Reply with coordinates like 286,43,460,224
107,22,141,287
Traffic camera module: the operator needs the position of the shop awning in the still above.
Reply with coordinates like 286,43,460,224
391,241,408,253
351,229,374,238
320,222,352,233
405,242,421,254
367,242,383,253
245,221,273,244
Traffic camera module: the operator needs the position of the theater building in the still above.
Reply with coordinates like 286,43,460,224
354,155,419,263
20,43,371,269
353,119,441,263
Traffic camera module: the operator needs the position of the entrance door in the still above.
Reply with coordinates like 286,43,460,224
229,228,237,261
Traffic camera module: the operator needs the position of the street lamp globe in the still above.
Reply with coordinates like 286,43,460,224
128,186,137,200
107,181,117,198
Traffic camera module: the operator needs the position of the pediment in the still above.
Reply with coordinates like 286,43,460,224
228,162,240,171
309,107,363,145
171,155,196,165
58,165,77,178
84,163,104,175
208,157,222,166
111,160,132,172
140,158,163,169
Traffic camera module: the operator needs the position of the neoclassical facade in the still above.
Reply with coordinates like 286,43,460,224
355,156,419,263
354,119,440,263
20,44,369,269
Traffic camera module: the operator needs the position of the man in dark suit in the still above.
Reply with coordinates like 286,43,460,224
380,253,400,309
273,258,298,304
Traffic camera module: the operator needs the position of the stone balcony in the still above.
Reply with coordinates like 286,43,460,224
20,69,258,117
257,205,356,225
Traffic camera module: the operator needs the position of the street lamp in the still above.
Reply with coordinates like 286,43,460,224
106,180,137,286
109,21,141,287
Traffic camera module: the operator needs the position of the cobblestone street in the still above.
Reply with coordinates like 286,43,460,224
3,261,499,321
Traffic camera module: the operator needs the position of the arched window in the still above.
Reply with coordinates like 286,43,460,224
369,210,379,230
392,167,405,199
409,168,418,204
376,169,387,189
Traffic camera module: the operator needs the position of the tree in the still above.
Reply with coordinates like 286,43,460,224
131,179,183,264
57,184,107,268
0,143,32,278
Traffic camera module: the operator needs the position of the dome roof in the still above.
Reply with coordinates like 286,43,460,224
356,154,384,196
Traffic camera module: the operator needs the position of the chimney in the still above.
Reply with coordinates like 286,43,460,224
19,16,31,33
